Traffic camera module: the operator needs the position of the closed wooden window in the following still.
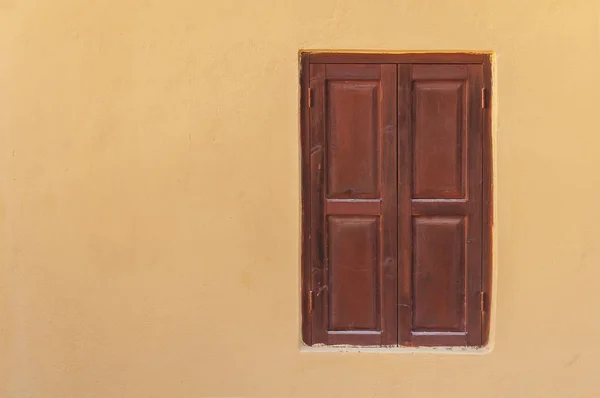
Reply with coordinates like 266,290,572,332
300,52,492,347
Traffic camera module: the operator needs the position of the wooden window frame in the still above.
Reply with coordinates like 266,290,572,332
300,52,493,347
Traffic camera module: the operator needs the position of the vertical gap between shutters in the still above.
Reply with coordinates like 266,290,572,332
395,63,400,346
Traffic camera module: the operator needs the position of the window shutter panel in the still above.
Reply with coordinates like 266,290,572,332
308,64,398,346
398,64,485,346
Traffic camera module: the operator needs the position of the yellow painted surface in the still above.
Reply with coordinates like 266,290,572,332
1,0,600,397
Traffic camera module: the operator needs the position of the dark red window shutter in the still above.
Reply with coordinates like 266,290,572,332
307,64,398,346
398,64,485,347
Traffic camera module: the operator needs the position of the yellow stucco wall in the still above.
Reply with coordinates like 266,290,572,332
1,0,600,397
